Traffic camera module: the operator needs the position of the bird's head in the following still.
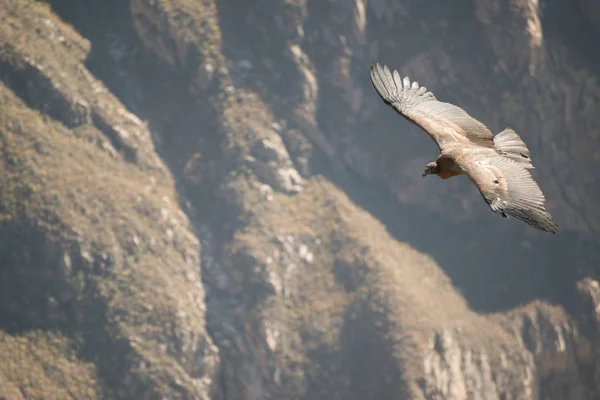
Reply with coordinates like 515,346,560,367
422,161,440,178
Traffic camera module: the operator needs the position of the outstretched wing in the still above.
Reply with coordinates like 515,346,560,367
450,148,558,233
369,61,495,149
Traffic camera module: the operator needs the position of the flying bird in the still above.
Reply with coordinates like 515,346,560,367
369,61,558,233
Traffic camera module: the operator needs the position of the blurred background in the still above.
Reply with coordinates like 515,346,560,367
0,0,599,398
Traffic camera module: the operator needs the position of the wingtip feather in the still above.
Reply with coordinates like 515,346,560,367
368,61,436,111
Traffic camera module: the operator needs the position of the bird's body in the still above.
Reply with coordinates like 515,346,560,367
369,61,558,233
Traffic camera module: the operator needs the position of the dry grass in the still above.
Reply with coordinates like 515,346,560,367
0,5,215,394
0,330,102,399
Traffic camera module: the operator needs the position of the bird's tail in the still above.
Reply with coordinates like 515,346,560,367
494,128,534,169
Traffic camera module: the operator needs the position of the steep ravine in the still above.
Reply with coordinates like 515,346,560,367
1,0,600,399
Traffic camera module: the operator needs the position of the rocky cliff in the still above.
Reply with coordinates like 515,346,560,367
1,0,599,399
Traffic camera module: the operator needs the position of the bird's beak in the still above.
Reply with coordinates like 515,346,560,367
422,172,426,178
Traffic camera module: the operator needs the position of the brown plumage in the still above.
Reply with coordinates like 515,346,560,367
369,61,558,233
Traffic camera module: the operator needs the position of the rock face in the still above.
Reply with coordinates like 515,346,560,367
0,0,599,399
